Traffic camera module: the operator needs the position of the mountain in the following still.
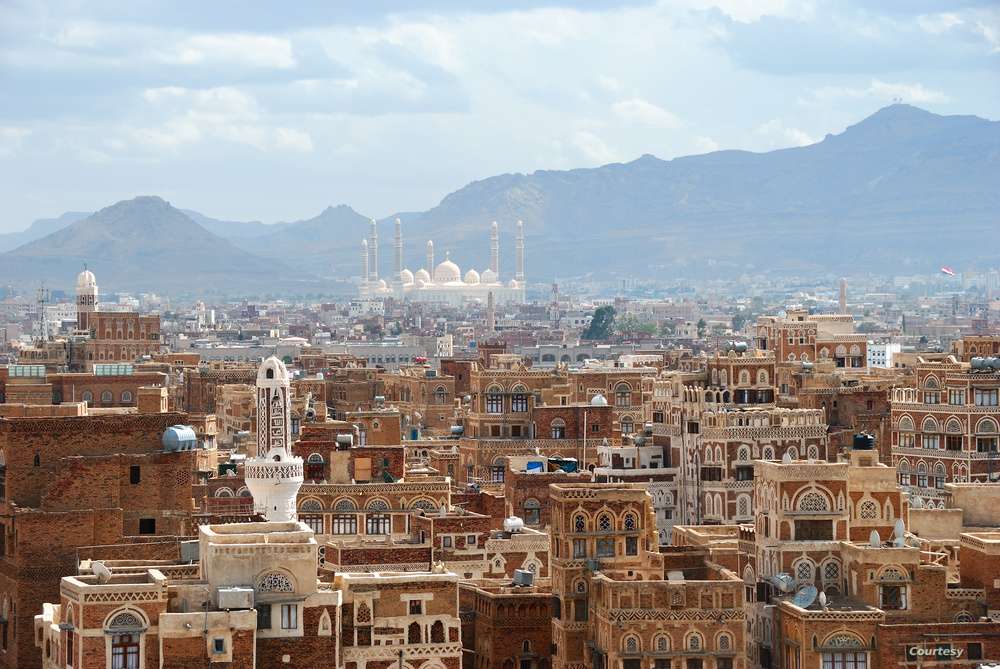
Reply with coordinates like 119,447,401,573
180,209,275,240
240,205,373,276
0,211,90,252
0,196,318,295
396,104,1000,277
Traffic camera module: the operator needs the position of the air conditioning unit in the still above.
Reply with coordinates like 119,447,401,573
217,587,254,610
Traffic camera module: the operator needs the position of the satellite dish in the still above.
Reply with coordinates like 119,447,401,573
818,591,828,609
893,535,906,548
894,518,905,540
92,561,112,584
791,585,818,609
869,530,881,547
782,451,793,464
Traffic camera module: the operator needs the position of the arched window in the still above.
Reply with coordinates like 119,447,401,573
81,391,93,404
366,499,390,535
822,559,841,588
511,386,528,412
655,635,670,652
687,633,703,651
717,633,732,651
624,636,640,654
434,386,447,404
306,453,325,481
550,418,566,439
794,558,815,583
257,571,294,592
523,499,541,525
486,386,503,414
859,499,878,520
215,487,233,498
921,416,939,433
797,491,830,512
737,495,751,518
623,513,637,531
615,383,631,407
121,390,133,403
737,446,750,461
333,498,358,535
101,391,113,403
574,514,587,532
107,611,143,669
620,417,634,435
300,498,322,512
898,415,914,432
598,514,612,532
411,498,436,511
762,446,774,460
757,369,769,385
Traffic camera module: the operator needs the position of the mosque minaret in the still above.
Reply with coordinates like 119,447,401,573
360,219,525,305
244,356,303,523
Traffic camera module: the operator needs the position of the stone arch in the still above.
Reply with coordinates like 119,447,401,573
299,497,324,511
898,415,914,432
215,487,234,498
921,416,939,432
976,417,999,434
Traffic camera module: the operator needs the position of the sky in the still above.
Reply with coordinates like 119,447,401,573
0,0,998,231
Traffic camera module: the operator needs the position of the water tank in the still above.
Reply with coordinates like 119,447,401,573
590,393,608,407
513,569,534,586
503,516,524,533
217,587,254,610
162,425,197,452
853,433,876,450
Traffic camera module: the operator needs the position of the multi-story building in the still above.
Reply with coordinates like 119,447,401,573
890,355,1000,505
382,364,457,436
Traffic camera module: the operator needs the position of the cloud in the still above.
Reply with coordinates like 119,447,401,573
153,34,296,68
572,130,620,164
807,79,950,105
693,136,720,153
612,98,682,129
0,127,31,157
754,119,816,148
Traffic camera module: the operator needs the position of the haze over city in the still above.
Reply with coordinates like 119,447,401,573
2,3,1000,669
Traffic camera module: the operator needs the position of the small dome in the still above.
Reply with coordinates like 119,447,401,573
257,355,290,386
508,278,518,288
464,269,481,285
590,393,608,406
414,268,431,283
416,278,426,288
377,278,388,291
481,268,497,284
400,269,415,285
434,256,462,283
76,269,97,290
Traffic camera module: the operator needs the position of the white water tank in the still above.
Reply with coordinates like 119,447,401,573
503,516,524,533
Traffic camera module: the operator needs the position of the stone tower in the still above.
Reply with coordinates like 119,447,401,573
489,221,499,276
244,356,303,522
75,266,98,330
515,220,525,283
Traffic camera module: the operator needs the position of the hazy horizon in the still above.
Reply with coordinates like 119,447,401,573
1,0,998,230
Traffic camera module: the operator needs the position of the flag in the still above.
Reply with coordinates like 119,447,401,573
941,266,955,276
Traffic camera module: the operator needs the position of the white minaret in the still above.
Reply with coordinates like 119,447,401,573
490,221,499,276
515,220,525,284
369,219,379,282
75,265,98,330
486,291,496,333
244,356,303,523
426,240,435,275
394,217,403,287
360,239,369,295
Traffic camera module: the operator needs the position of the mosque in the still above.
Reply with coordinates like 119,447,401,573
359,219,526,305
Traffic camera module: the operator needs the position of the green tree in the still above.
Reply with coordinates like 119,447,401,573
696,318,707,338
659,321,677,337
583,306,616,340
732,312,748,332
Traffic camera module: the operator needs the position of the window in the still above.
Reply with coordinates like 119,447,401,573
257,604,272,630
598,514,612,532
924,391,939,405
409,599,423,615
366,514,390,535
524,499,541,526
975,388,998,406
280,604,298,629
550,419,566,439
822,653,866,669
967,643,983,660
467,535,477,545
949,389,965,405
138,518,155,535
880,585,906,610
625,537,638,556
101,391,113,403
574,600,588,622
615,384,631,407
121,390,133,403
574,515,586,532
718,660,733,669
946,435,963,451
212,638,225,654
655,662,671,669
81,391,93,404
899,433,915,449
623,513,637,531
921,434,940,450
111,633,140,669
129,465,140,485
573,539,586,558
333,513,357,535
511,393,528,412
621,417,634,435
977,437,998,453
301,515,323,534
305,453,325,481
486,390,503,414
442,536,453,548
596,539,614,557
686,661,702,669
796,520,832,540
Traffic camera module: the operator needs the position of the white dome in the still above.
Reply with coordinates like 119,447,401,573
434,257,462,283
377,278,388,291
414,268,431,283
76,269,97,290
464,269,481,285
590,393,608,407
508,279,519,288
257,355,290,386
400,269,415,285
481,268,498,284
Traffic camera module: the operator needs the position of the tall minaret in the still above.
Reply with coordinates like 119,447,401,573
394,217,403,287
244,356,303,523
490,221,499,276
360,239,369,295
426,240,435,275
369,219,379,282
515,220,525,284
75,266,98,330
839,278,848,315
486,291,496,333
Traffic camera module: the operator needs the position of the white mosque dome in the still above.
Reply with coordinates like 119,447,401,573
508,279,519,288
464,269,481,285
400,269,415,285
416,278,426,288
434,257,462,284
76,269,97,290
377,279,388,291
414,268,431,283
481,268,498,284
590,393,609,407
